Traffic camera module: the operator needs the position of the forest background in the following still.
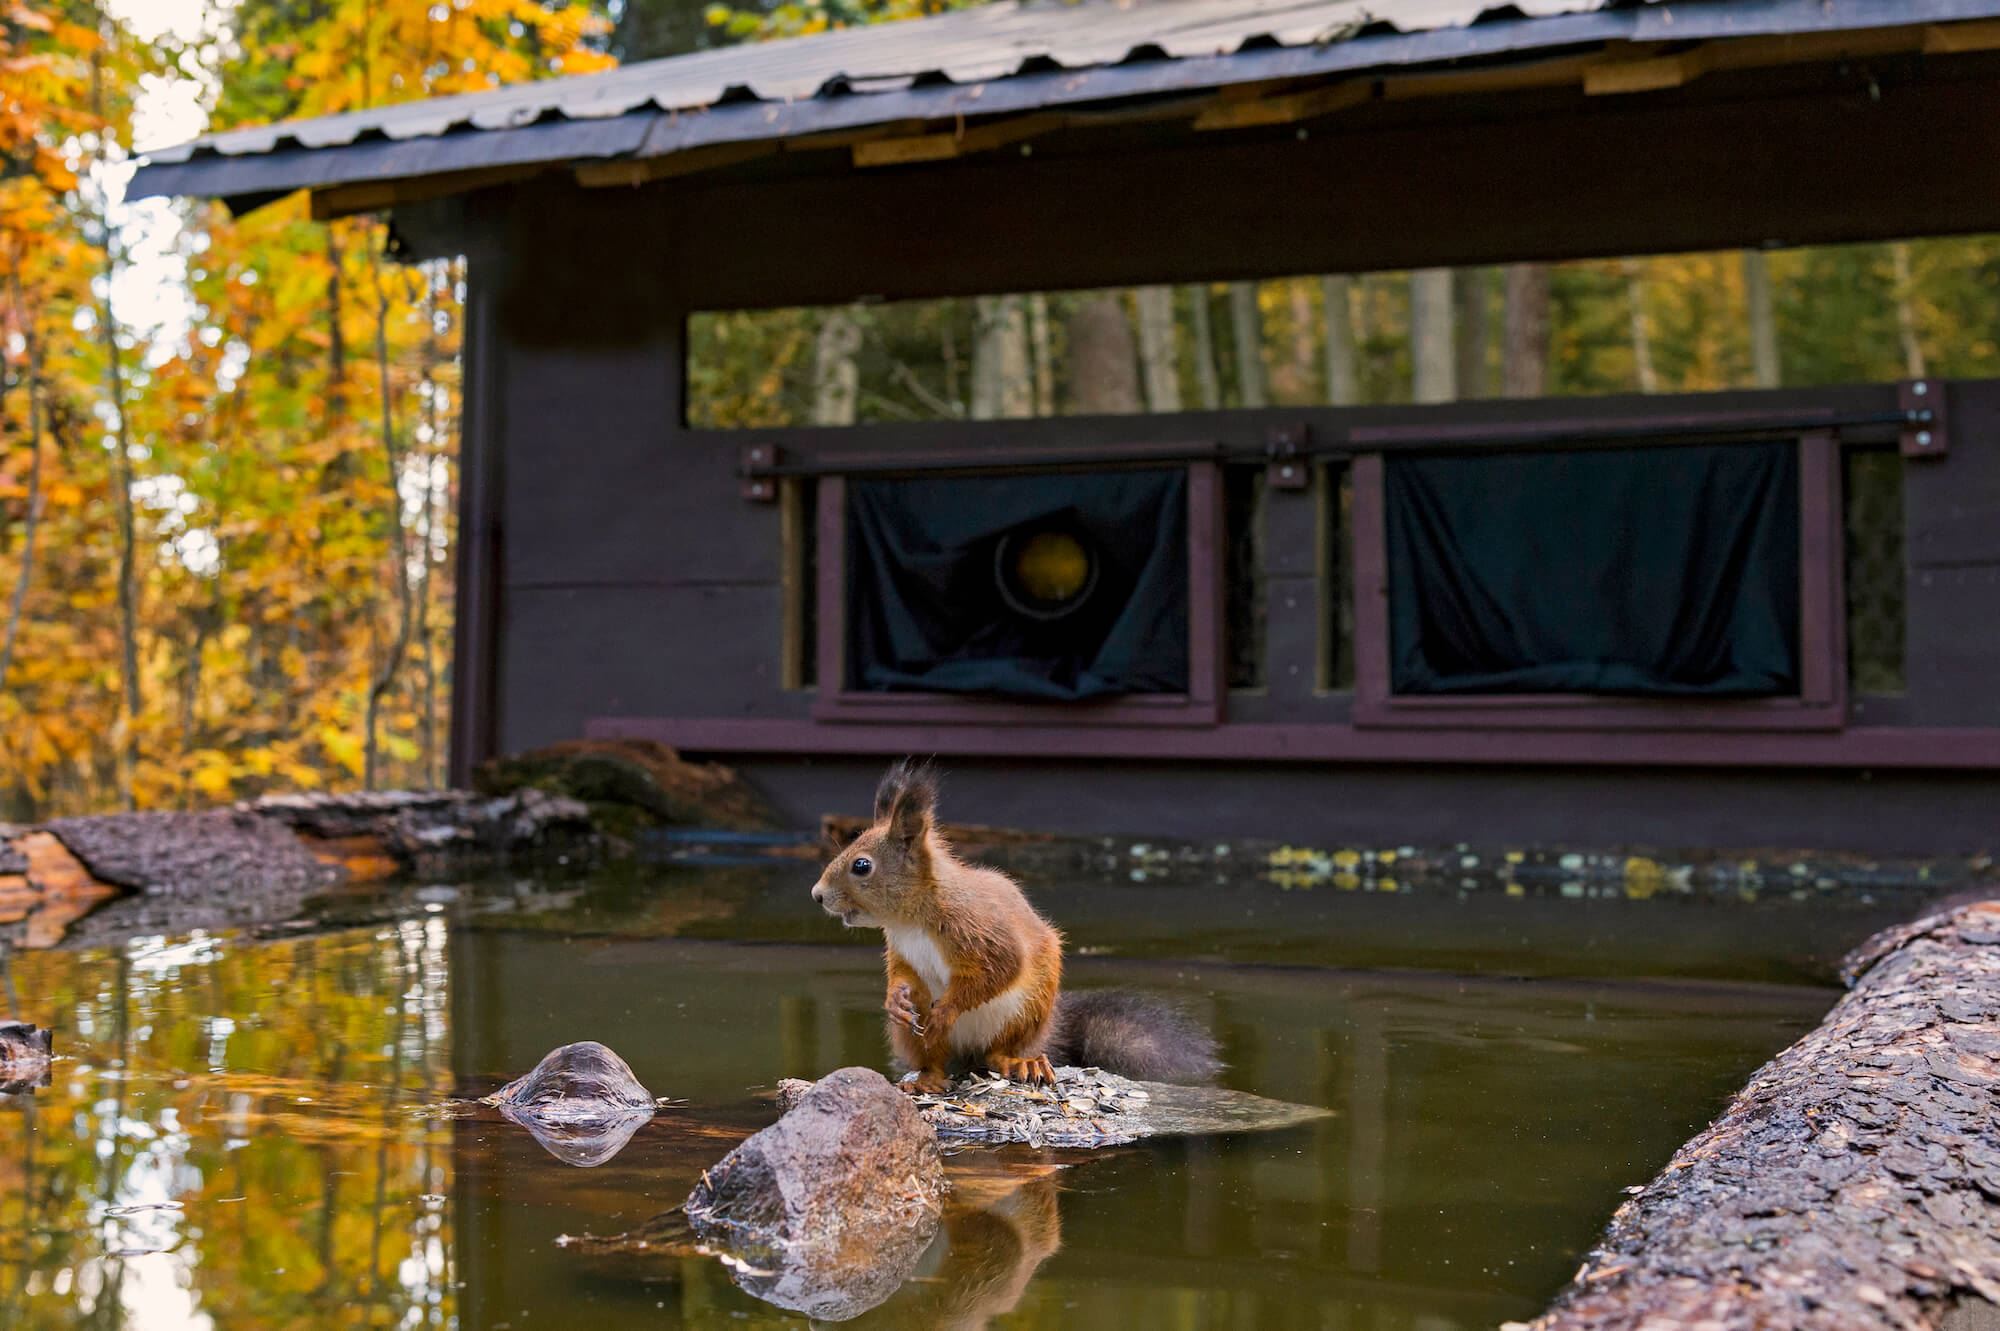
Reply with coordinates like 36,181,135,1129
4,0,1995,817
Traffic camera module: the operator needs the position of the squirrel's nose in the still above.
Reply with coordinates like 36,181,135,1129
811,885,825,904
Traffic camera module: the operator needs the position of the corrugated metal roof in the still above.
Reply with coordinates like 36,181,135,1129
129,0,2000,202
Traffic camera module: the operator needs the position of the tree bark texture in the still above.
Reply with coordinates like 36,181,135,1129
1320,275,1361,406
1227,282,1267,408
1408,268,1457,404
1502,262,1552,398
1518,898,2000,1331
1134,285,1181,412
1064,293,1142,414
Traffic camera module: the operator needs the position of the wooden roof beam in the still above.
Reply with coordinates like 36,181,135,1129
851,112,1067,168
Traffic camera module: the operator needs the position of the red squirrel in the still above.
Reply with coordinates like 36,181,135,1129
811,760,1219,1093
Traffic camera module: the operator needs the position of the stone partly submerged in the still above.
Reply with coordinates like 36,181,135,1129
684,1066,947,1321
777,1065,1332,1148
482,1041,660,1168
1517,897,2000,1331
0,1021,53,1095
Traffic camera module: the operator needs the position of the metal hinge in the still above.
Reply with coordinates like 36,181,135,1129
740,442,780,501
1899,379,1948,459
1265,424,1311,490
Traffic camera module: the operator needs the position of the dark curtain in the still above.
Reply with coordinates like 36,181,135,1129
847,470,1188,700
1386,443,1800,696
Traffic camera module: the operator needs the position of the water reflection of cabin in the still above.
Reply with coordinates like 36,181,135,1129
135,0,2000,854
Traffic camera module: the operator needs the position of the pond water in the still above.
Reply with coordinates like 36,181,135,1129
0,859,1921,1329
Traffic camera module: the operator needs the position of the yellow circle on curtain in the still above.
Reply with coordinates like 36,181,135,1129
1011,530,1093,606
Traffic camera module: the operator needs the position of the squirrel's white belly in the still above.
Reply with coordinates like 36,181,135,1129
949,986,1033,1052
886,925,1034,1052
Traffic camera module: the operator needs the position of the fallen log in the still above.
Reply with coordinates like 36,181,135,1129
0,741,772,948
1515,898,2000,1331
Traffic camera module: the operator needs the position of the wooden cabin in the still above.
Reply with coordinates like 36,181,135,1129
134,0,2000,854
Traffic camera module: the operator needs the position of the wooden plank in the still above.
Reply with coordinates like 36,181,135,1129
311,164,537,219
574,140,774,188
449,269,502,786
584,713,2000,771
852,113,1065,168
1924,18,2000,54
1192,80,1372,131
633,59,2000,309
1582,48,1712,97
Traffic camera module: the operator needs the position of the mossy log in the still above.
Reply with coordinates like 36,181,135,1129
0,741,772,947
478,740,775,834
1515,898,2000,1331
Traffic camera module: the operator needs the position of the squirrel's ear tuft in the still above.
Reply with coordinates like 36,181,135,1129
876,758,939,844
874,757,938,821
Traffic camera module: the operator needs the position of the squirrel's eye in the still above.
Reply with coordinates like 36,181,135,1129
851,856,874,879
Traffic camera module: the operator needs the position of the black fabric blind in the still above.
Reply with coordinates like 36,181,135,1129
846,470,1188,700
1386,442,1801,697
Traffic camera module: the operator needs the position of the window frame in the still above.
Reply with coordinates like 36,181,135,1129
1347,430,1849,732
811,460,1226,727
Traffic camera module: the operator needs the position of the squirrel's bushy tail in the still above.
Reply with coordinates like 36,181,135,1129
1047,990,1221,1084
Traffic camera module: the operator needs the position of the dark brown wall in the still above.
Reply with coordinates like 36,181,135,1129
454,60,2000,851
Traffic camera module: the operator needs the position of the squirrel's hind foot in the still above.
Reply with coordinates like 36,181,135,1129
988,1054,1056,1088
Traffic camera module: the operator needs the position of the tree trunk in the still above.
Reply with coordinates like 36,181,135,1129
1279,280,1317,405
1321,275,1360,407
1890,242,1927,379
1625,260,1660,394
1408,268,1457,404
417,266,443,789
362,235,416,791
1524,898,2000,1331
1742,249,1780,389
1228,282,1267,408
1027,294,1054,417
1454,268,1490,399
1188,286,1222,410
90,25,141,811
970,295,1033,420
0,322,45,693
1064,294,1142,414
1134,286,1181,412
938,315,962,415
1501,263,1552,399
326,231,346,415
810,308,863,426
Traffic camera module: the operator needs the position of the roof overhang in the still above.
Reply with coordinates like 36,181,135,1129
130,0,2000,217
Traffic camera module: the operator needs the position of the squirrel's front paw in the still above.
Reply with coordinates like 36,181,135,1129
927,999,959,1033
885,983,925,1033
903,1069,951,1095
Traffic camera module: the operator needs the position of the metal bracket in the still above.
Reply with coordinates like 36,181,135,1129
1899,379,1948,459
1265,424,1311,490
740,442,780,501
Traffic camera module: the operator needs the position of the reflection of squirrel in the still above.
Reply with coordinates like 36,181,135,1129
905,1178,1063,1331
811,760,1220,1093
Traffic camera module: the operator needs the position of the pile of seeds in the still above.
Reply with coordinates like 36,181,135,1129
906,1067,1154,1148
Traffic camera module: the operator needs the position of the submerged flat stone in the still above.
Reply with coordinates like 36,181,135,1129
779,1066,1330,1148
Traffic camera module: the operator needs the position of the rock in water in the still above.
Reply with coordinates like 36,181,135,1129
684,1067,946,1319
0,1021,53,1094
483,1042,657,1167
